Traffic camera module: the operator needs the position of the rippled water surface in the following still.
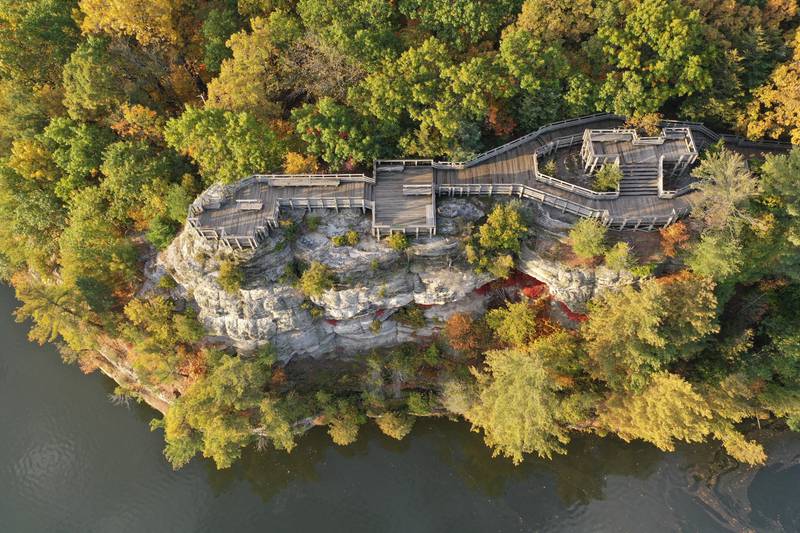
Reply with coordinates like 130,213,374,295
1,284,798,532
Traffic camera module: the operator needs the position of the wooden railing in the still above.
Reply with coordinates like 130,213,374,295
532,133,620,199
436,183,608,220
533,171,619,199
603,207,689,230
251,172,374,184
584,127,697,155
372,224,436,238
661,121,793,151
376,159,433,167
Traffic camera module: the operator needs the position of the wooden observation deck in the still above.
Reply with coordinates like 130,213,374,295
187,113,792,249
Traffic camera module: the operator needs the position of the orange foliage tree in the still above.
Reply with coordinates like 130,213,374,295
444,313,489,355
659,221,690,257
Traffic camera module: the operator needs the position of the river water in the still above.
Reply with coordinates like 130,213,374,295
1,284,798,533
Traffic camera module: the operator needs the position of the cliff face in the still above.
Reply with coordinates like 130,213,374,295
148,200,632,361
517,245,635,312
153,206,493,360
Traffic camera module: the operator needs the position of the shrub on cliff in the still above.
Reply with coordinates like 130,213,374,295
466,201,527,279
444,313,490,355
394,303,426,329
603,242,633,271
298,261,334,297
332,230,359,247
385,232,409,251
218,259,244,294
569,218,607,259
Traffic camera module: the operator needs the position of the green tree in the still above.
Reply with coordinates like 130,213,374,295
569,218,607,259
465,201,527,278
58,186,138,290
0,0,80,87
293,98,386,170
686,233,743,281
317,394,366,446
593,164,622,192
164,107,285,184
161,353,279,469
0,81,53,153
466,334,588,464
100,140,182,224
583,274,719,390
603,242,633,271
297,0,399,65
202,8,240,74
0,164,65,273
13,277,101,353
124,296,203,349
354,37,500,158
499,24,575,127
486,299,540,347
691,148,757,233
593,0,714,115
398,0,522,48
42,117,116,201
205,11,302,119
62,37,128,121
147,216,181,250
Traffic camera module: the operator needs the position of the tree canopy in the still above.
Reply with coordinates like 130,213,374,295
0,0,797,473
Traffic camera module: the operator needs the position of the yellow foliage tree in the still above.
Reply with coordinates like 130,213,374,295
79,0,182,45
600,372,766,464
283,151,319,174
744,33,800,144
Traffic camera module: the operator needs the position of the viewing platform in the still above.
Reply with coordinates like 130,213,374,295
187,113,792,249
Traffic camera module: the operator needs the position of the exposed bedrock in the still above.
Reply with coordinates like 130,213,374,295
150,203,632,360
153,209,492,360
517,244,634,312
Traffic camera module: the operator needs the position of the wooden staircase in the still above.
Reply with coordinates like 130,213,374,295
619,164,659,196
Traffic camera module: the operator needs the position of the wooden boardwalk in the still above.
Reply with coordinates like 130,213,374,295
372,165,436,236
188,114,791,248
